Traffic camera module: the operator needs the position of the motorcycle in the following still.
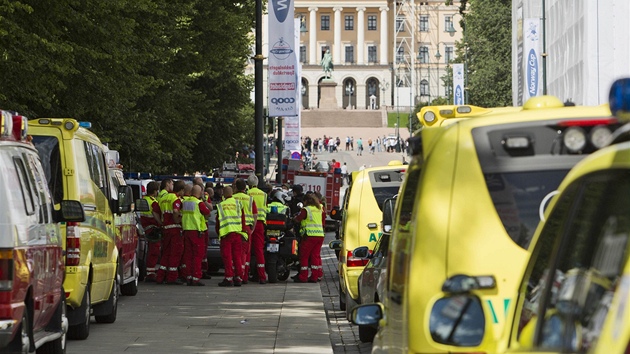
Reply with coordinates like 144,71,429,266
262,211,300,283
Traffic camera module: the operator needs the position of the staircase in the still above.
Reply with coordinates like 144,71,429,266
301,110,384,128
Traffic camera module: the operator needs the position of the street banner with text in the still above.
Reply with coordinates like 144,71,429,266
452,63,465,104
284,18,301,154
523,18,541,101
268,0,299,118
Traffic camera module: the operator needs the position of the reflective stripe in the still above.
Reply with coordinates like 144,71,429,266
217,198,247,239
234,193,255,226
300,206,325,237
141,196,158,217
164,224,181,229
248,188,268,222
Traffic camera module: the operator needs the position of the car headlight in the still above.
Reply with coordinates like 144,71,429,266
563,127,586,153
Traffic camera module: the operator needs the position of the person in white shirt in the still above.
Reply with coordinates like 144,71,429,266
340,163,348,186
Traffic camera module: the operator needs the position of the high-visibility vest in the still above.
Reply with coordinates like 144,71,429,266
248,187,267,222
141,196,158,217
157,189,168,203
233,192,255,226
181,196,207,231
267,201,288,215
300,206,325,237
159,192,180,226
217,197,247,239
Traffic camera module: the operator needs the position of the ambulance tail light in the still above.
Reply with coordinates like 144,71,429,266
0,249,14,291
346,250,370,267
66,222,81,266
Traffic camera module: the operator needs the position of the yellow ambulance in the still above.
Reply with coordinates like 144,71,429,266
30,119,133,340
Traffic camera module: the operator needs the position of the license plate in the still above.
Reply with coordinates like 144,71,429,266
267,243,279,253
211,239,220,245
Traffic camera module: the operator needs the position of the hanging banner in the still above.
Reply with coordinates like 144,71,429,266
452,63,465,105
284,18,302,154
523,18,541,101
268,0,299,117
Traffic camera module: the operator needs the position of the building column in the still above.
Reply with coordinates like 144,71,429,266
379,6,389,65
309,7,317,65
356,7,365,65
333,6,343,64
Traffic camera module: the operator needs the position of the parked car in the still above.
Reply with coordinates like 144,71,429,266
329,163,405,320
351,97,621,353
30,118,132,340
105,146,140,296
0,111,84,353
355,196,396,343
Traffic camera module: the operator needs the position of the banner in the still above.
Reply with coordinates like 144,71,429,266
268,0,299,117
452,63,465,105
523,18,541,101
283,18,301,153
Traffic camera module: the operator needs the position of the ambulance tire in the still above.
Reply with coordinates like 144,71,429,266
339,286,347,311
94,274,118,324
121,258,139,296
67,286,90,340
39,291,67,353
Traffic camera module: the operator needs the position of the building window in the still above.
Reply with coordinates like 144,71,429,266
321,15,330,30
367,15,377,30
299,14,307,32
445,46,454,63
419,15,429,32
300,45,306,63
345,46,354,63
396,47,404,63
396,16,405,32
419,46,429,64
368,45,377,63
345,15,354,30
445,15,454,32
420,79,429,96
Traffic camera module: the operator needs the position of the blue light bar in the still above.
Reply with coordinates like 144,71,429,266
79,121,92,129
609,78,630,122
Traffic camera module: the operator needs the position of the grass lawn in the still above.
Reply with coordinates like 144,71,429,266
387,112,414,128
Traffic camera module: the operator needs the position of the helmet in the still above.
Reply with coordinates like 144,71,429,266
272,190,290,205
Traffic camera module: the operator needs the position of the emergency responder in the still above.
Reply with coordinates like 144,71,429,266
216,186,247,286
293,193,325,283
233,178,257,283
156,180,186,285
179,184,193,280
268,189,290,216
288,184,305,216
158,178,173,202
140,181,162,282
181,185,212,286
246,175,268,284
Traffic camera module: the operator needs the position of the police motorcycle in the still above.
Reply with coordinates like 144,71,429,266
262,190,300,283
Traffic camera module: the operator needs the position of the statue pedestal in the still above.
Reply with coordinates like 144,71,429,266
319,79,338,109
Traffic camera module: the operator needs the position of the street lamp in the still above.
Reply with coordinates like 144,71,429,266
345,81,354,109
394,122,401,152
435,46,442,99
446,12,468,104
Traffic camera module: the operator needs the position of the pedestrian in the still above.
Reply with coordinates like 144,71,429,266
345,136,350,151
376,137,382,152
182,185,212,286
350,137,354,150
156,180,186,285
233,178,257,283
357,138,363,156
247,175,269,284
216,186,246,287
293,193,325,283
340,163,348,186
140,181,162,282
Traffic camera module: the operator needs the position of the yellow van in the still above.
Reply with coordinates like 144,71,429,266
351,97,620,353
329,163,405,320
499,78,630,354
30,119,133,340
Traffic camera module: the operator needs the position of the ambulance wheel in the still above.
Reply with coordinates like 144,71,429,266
339,286,347,311
67,286,90,340
121,258,139,296
94,274,118,324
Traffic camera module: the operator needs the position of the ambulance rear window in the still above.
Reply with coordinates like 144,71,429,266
31,136,63,205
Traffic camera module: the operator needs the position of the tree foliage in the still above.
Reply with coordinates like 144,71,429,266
447,0,512,107
0,0,255,173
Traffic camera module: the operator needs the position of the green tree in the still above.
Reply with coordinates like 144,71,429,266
464,0,512,107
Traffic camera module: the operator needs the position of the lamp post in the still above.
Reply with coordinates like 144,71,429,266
254,0,264,187
435,46,442,100
395,122,400,152
345,81,354,109
447,12,467,104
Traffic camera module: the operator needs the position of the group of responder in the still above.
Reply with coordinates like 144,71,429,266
138,174,326,287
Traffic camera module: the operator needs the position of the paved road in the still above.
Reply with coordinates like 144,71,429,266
66,150,395,353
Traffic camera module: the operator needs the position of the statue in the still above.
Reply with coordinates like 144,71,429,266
322,49,334,79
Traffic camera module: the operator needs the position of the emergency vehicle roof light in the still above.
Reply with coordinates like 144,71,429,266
79,121,92,129
0,111,13,138
423,111,436,124
590,126,612,149
456,106,472,114
12,115,28,140
563,127,587,153
439,109,455,117
64,121,75,130
523,95,564,110
609,77,630,122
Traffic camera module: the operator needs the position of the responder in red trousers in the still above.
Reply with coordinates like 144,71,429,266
216,186,247,287
233,178,257,284
247,175,268,284
140,181,162,282
293,193,325,283
156,180,186,285
182,185,212,286
178,184,193,280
